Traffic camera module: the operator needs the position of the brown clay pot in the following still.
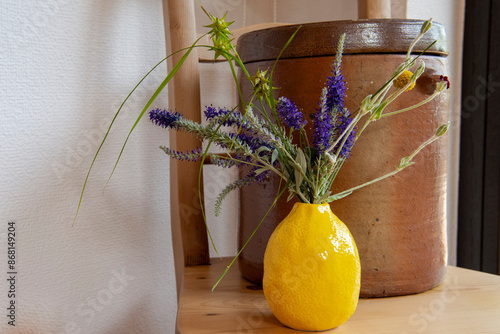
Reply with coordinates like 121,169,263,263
237,20,450,297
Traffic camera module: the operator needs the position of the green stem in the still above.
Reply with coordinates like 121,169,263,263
73,39,209,224
329,133,442,201
331,168,400,200
212,179,290,290
210,155,263,168
325,111,362,156
381,90,441,118
325,157,346,190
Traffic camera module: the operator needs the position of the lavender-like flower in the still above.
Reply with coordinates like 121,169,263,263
313,83,355,157
210,153,247,168
313,70,348,153
312,89,335,153
149,108,182,129
214,162,272,216
325,72,346,111
334,111,356,159
150,108,252,155
250,165,271,183
312,33,349,154
204,105,253,131
204,105,231,121
276,97,307,129
160,147,204,162
230,132,274,154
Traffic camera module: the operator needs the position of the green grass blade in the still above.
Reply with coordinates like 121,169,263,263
72,56,169,225
211,178,289,291
268,25,301,113
104,35,207,189
73,36,207,224
197,105,244,259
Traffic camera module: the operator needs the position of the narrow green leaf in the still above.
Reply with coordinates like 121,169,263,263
271,149,279,165
256,146,271,154
294,169,303,191
398,157,415,170
254,167,269,176
73,55,170,225
282,166,290,179
267,25,302,118
73,36,209,225
326,191,352,202
104,36,206,189
296,148,307,173
198,93,250,258
318,191,332,203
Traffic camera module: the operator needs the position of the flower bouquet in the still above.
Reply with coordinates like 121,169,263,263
75,7,449,331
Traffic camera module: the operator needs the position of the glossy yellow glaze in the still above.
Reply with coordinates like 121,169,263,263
263,203,361,331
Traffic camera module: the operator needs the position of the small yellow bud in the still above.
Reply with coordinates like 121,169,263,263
393,70,416,91
360,95,373,114
436,123,449,137
436,81,448,92
421,19,433,34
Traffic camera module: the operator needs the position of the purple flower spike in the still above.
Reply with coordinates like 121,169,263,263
325,72,346,110
276,97,307,129
312,111,334,153
204,105,253,131
162,147,204,161
250,165,270,183
335,113,356,159
228,132,274,153
149,108,182,129
204,105,230,120
313,68,348,154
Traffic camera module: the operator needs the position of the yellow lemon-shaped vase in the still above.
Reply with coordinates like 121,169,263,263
263,203,361,331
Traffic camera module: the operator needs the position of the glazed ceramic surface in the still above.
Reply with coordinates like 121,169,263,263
238,20,449,297
263,203,361,331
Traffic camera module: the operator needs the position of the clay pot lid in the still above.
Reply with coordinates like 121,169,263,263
237,19,448,63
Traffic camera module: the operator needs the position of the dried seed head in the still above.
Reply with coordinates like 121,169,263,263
394,70,416,91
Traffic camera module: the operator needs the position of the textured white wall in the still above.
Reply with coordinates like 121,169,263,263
0,0,175,333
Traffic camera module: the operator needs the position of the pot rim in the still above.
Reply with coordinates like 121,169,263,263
237,19,448,63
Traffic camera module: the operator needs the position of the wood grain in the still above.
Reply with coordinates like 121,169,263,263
176,258,500,333
358,0,392,19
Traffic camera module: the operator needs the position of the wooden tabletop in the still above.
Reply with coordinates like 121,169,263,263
176,258,500,333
